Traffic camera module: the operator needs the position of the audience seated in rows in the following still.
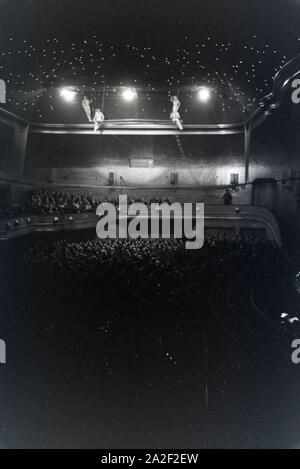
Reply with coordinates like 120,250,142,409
0,187,172,219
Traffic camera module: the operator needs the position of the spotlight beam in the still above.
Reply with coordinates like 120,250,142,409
198,87,211,102
60,88,77,103
122,87,137,101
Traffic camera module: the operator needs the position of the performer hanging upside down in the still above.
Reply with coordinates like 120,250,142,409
93,108,105,131
82,96,93,122
170,95,183,130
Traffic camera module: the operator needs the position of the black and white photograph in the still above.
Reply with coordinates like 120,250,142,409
1,0,300,454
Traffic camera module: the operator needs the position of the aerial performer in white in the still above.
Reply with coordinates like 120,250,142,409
82,96,93,122
170,95,183,130
93,108,105,132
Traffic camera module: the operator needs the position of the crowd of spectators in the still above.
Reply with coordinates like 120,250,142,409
0,187,297,335
1,233,298,449
1,235,294,321
0,187,172,219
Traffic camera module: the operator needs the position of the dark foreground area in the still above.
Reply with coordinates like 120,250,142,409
0,235,300,448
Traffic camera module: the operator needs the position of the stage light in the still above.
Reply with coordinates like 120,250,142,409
197,87,211,102
60,88,77,103
122,87,137,101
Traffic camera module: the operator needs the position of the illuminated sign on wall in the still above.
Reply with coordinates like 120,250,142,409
130,158,154,168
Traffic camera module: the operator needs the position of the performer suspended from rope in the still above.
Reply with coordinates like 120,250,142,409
82,96,93,122
93,108,105,132
170,95,183,130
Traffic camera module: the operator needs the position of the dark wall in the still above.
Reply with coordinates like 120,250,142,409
24,133,244,168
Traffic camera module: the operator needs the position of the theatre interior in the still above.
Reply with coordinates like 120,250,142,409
1,0,300,449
